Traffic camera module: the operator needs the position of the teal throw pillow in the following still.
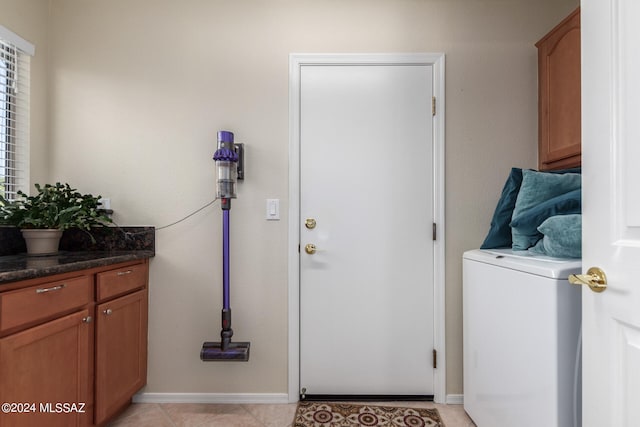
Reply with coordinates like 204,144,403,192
511,170,581,250
529,214,582,258
480,168,523,249
509,188,581,244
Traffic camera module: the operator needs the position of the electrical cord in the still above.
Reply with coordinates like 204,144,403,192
112,198,218,237
155,197,218,231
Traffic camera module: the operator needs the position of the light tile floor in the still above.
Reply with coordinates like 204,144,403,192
107,401,476,427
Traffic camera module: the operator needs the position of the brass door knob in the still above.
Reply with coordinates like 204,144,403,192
305,218,317,229
305,243,317,254
569,267,607,293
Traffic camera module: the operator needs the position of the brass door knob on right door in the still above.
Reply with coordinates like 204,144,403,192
569,267,608,293
305,244,317,255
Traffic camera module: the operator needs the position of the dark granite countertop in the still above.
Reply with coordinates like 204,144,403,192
0,225,155,285
0,250,155,284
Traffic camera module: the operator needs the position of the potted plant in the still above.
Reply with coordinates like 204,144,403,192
0,182,113,255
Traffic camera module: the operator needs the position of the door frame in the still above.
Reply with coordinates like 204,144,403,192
287,53,446,403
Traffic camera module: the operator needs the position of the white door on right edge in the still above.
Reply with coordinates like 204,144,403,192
581,1,640,426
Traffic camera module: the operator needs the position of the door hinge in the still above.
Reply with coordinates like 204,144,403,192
432,96,436,116
433,349,437,369
432,223,437,241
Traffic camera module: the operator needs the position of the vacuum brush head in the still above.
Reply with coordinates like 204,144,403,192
200,341,250,362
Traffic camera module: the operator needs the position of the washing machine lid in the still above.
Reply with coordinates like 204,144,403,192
463,248,582,279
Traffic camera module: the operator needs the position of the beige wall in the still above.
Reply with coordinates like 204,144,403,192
6,0,579,397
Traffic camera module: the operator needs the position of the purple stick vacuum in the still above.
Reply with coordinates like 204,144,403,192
201,131,250,362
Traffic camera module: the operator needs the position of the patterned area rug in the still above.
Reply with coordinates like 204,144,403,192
294,401,444,427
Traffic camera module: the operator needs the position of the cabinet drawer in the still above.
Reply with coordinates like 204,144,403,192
97,263,147,301
0,275,92,333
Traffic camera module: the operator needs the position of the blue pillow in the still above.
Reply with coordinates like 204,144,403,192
480,168,523,249
509,188,581,243
480,168,581,249
511,170,581,250
529,214,582,258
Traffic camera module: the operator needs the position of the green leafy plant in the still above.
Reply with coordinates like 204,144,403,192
0,183,112,232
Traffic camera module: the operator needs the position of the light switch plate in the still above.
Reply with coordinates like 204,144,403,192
266,199,280,220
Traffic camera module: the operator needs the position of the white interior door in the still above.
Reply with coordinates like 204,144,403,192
298,63,435,396
582,1,640,426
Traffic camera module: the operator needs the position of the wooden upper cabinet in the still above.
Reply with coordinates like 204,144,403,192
536,7,581,171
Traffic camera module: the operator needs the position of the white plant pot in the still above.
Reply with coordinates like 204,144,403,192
21,229,63,255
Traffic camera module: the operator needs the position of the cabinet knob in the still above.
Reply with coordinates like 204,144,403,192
103,309,113,316
82,316,93,323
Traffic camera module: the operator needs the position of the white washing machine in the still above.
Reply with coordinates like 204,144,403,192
463,249,582,427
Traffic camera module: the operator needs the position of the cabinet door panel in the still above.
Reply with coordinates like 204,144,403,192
95,289,148,425
537,8,581,170
0,310,90,427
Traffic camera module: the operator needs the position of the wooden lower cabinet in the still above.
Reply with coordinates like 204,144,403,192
0,310,91,427
94,289,148,425
0,258,149,427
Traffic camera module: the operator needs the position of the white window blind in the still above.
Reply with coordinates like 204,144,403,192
0,25,34,201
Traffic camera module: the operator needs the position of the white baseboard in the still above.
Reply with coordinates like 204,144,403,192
133,392,290,405
445,394,464,405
